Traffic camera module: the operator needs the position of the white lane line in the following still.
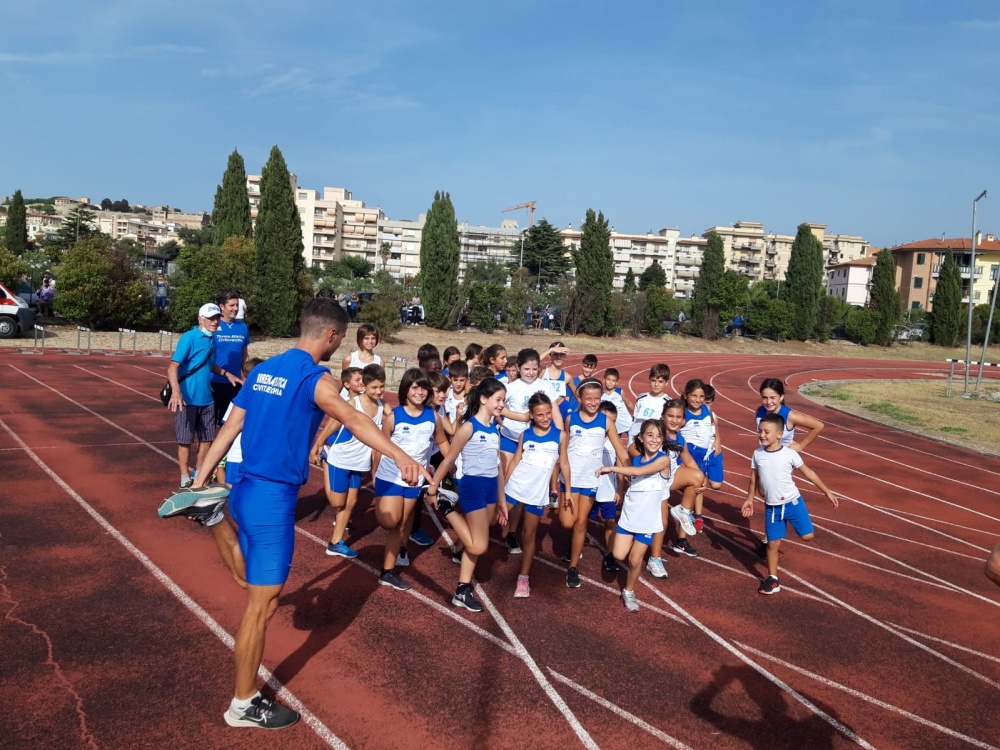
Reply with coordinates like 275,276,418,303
707,517,996,602
636,578,877,749
870,505,1000,537
885,624,1000,666
0,441,177,451
8,365,176,463
0,417,348,750
548,669,695,749
423,510,599,749
733,641,999,750
74,365,160,401
782,569,1000,691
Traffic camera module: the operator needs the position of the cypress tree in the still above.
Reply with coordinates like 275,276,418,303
419,191,461,328
931,248,963,346
622,267,637,294
869,249,901,345
691,230,725,338
6,190,29,256
786,223,824,340
253,145,306,336
573,209,614,335
213,149,252,243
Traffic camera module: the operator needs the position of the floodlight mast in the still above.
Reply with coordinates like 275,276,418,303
964,190,987,396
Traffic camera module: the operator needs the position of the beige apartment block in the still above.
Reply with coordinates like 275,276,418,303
148,206,208,231
378,215,424,279
890,235,1000,312
335,191,383,268
558,226,685,292
458,220,522,277
673,235,708,298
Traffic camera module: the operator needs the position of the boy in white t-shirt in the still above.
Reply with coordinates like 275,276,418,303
742,413,838,596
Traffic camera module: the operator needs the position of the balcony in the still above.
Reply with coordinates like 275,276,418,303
932,264,982,278
765,260,776,269
766,245,777,255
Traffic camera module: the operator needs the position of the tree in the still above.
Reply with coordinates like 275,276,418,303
622,268,637,294
6,190,28,256
253,145,309,336
419,191,461,328
869,249,901,346
212,149,252,244
170,237,254,330
931,249,963,346
340,253,374,280
785,223,825,340
691,230,725,338
643,285,674,336
55,235,152,329
177,225,214,250
815,295,851,341
379,241,391,271
0,246,29,290
572,209,614,335
711,269,750,332
100,198,113,211
465,258,509,285
46,204,97,263
845,307,877,345
639,261,667,291
517,218,571,287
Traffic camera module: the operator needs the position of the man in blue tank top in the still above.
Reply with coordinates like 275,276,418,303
189,298,431,730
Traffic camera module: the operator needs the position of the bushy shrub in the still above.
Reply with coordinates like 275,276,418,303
56,236,152,329
845,307,877,346
359,271,406,338
0,246,29,290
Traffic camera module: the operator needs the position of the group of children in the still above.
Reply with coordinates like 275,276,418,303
282,325,838,612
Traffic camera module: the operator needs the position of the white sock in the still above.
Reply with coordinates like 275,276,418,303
180,473,190,483
231,692,260,713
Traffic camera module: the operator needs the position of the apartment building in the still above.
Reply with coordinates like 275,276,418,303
148,206,208,231
458,220,522,277
826,255,877,306
378,215,424,279
335,191,382,267
890,235,1000,311
557,226,685,292
246,172,299,232
673,235,707,298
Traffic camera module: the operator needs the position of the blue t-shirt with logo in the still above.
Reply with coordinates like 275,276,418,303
232,348,330,486
171,327,216,407
212,320,251,383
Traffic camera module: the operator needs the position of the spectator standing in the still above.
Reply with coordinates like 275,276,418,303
212,292,251,426
542,304,552,330
153,272,169,320
234,291,247,321
38,279,56,317
167,303,240,487
525,303,533,329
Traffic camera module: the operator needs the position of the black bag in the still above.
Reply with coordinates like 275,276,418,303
159,349,214,407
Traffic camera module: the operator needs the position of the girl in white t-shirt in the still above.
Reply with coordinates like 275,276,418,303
597,419,670,612
341,324,382,372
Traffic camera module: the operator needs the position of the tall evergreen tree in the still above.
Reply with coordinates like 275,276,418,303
639,261,666,291
622,267,637,294
419,191,461,328
253,145,307,336
691,230,725,338
6,190,29,256
516,218,571,286
869,249,901,346
931,248,963,346
785,223,825,340
572,209,614,335
213,149,252,243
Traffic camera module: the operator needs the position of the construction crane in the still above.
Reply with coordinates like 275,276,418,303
502,201,536,228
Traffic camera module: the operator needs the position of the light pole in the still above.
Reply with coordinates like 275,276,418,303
964,190,987,395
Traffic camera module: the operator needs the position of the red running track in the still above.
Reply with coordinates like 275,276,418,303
1,351,998,749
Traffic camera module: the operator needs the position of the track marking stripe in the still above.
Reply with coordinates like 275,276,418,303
0,417,348,749
884,624,1000,666
548,669,695,749
733,641,999,750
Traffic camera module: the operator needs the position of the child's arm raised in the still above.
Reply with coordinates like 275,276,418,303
798,462,838,508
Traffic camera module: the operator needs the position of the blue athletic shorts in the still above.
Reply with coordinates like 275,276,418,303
229,476,299,587
327,463,364,493
374,477,421,500
764,498,814,541
459,474,498,514
499,435,520,454
615,523,653,547
506,494,544,517
589,500,617,521
688,444,724,484
225,460,242,485
570,486,598,498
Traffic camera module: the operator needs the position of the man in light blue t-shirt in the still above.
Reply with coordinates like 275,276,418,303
187,299,432,730
167,303,242,487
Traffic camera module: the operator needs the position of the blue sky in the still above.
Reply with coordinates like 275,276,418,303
2,1,997,248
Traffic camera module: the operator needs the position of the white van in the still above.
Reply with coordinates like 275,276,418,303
0,280,36,338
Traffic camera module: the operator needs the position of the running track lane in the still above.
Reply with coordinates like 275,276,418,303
2,352,999,749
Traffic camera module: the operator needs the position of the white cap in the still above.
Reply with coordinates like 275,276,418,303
198,303,222,319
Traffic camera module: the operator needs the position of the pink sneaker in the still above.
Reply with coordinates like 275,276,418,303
514,575,530,598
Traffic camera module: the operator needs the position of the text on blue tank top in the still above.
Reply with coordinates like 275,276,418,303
506,426,561,503
461,417,500,478
755,404,795,446
233,348,328,486
630,451,666,494
569,411,607,467
681,407,713,449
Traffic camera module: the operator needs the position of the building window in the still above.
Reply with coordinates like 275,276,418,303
992,264,999,281
917,253,926,265
913,277,923,289
911,301,921,309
